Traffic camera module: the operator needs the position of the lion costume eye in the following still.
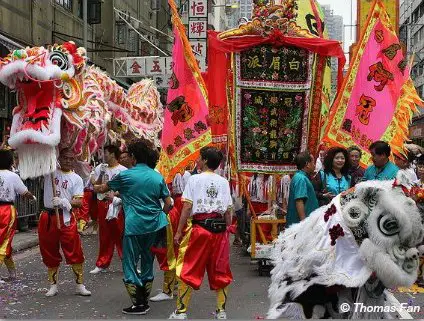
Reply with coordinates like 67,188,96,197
378,215,400,236
49,51,69,70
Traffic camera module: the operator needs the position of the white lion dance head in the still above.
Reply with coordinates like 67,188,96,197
268,180,424,319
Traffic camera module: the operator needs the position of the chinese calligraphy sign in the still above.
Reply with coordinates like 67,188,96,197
188,20,207,39
189,0,207,18
236,45,312,89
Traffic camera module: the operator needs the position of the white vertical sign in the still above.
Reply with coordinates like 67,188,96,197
188,20,207,39
188,0,208,18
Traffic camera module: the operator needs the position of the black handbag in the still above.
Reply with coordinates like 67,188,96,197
193,218,227,233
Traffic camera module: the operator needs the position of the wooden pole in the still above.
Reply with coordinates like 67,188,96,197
50,174,61,230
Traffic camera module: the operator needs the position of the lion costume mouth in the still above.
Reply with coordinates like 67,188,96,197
5,75,64,179
9,80,62,148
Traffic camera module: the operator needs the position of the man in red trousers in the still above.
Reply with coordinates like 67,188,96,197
38,149,91,297
90,145,126,274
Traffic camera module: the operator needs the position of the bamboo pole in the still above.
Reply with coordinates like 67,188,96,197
50,174,61,230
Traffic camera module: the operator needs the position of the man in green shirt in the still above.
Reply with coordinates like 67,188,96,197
363,141,399,181
286,151,319,227
95,139,172,315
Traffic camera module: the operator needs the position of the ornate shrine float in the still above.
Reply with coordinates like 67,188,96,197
266,0,424,318
207,0,345,266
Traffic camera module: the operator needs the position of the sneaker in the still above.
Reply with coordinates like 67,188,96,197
89,267,106,274
150,292,173,302
169,311,187,319
215,310,227,319
122,304,150,315
75,284,91,296
45,284,58,297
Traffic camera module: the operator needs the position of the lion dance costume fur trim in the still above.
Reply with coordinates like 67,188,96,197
0,42,163,179
268,179,424,319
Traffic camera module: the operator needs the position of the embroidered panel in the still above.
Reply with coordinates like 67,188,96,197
235,88,309,172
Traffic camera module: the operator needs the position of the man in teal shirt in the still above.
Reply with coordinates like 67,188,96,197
95,139,172,315
363,141,399,181
287,152,319,227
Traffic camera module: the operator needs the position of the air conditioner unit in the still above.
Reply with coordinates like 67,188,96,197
131,20,140,29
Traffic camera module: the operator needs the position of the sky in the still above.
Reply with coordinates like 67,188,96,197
318,0,358,55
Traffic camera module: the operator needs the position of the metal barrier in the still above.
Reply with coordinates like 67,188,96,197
16,177,43,219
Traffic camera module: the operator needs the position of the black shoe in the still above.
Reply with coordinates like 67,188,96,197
122,304,150,315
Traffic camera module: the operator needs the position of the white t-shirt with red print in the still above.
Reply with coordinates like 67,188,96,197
0,170,28,202
182,172,232,216
43,170,84,209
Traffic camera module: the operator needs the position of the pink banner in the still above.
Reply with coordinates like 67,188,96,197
158,1,211,183
342,20,409,146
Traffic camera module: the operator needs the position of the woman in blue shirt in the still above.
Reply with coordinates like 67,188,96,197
314,147,352,206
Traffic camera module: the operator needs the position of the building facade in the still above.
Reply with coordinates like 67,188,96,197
321,4,344,97
400,0,424,144
0,0,172,139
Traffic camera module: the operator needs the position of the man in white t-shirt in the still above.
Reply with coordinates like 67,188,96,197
169,147,233,320
38,149,91,297
0,149,35,282
90,145,127,274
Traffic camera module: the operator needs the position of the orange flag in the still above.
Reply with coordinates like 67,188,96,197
157,0,212,183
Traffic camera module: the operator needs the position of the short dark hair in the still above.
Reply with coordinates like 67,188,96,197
200,146,223,170
104,145,121,159
59,148,75,158
128,139,157,169
369,141,391,157
347,145,362,157
323,147,351,176
295,151,313,170
0,149,14,170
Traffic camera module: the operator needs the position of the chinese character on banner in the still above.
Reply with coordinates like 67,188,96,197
145,57,166,75
189,20,207,39
189,0,207,18
126,58,145,76
190,41,207,56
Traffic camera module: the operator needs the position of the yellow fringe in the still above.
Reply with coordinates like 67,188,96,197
383,78,423,158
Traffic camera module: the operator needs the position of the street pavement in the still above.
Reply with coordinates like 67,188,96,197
2,233,424,319
1,234,270,319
